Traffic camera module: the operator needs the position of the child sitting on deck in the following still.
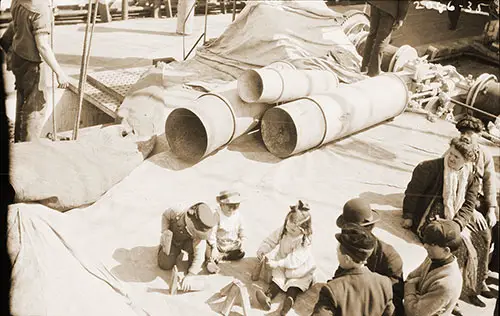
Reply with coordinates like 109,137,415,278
255,200,316,316
206,190,246,273
404,219,463,316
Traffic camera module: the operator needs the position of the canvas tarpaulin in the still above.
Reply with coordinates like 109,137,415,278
118,0,365,137
8,203,151,316
9,125,156,211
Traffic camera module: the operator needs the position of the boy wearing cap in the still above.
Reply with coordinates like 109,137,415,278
311,223,395,316
206,190,247,273
404,220,463,316
158,202,219,291
336,198,404,315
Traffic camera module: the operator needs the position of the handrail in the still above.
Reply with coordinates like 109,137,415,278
182,0,209,60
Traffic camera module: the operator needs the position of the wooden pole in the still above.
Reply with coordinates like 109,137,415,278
72,1,99,140
122,0,129,20
50,0,57,141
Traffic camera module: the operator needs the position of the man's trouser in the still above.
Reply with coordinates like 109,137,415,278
12,52,48,143
361,5,395,77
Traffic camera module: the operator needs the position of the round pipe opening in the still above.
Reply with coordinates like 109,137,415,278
165,108,208,162
261,107,297,158
238,70,264,103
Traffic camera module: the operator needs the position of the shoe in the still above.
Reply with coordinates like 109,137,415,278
206,260,220,274
451,305,464,316
469,295,486,307
480,281,496,298
280,296,294,316
255,289,271,311
223,249,245,261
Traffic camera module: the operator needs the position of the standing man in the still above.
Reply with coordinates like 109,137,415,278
361,0,410,77
0,0,69,142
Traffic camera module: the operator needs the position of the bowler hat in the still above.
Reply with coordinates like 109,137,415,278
335,223,376,263
422,220,462,252
186,202,219,238
216,190,242,205
336,198,380,228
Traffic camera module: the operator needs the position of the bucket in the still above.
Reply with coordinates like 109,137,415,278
237,69,339,104
176,0,196,35
165,81,268,161
261,74,409,158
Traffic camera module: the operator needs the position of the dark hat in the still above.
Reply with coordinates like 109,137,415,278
216,190,242,204
335,223,376,263
290,200,310,211
336,198,380,228
422,220,462,251
186,202,219,237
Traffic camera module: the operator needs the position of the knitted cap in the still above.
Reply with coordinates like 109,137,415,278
335,223,376,263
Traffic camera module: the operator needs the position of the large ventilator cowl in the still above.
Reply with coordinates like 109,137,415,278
260,73,409,158
165,81,268,162
237,68,339,104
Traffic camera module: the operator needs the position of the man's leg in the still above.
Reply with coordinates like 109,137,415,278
361,4,380,73
366,10,395,77
448,0,462,30
158,243,181,270
13,57,47,142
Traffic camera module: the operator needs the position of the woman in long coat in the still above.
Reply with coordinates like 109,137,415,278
402,136,492,309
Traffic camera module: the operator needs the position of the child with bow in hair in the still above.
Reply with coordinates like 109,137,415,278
255,200,316,316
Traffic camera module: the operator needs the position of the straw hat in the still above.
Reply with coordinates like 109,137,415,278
216,190,242,205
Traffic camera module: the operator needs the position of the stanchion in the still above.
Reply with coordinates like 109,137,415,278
72,0,99,140
50,0,57,141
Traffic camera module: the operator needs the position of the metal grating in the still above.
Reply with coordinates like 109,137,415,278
86,67,149,103
67,79,121,118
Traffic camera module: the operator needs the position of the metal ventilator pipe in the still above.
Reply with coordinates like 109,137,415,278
237,68,339,104
260,74,409,158
165,81,268,162
466,74,500,124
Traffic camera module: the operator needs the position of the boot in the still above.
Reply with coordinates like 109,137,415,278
280,296,294,316
469,295,486,307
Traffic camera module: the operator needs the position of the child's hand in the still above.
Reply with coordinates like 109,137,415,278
257,251,265,261
267,260,279,269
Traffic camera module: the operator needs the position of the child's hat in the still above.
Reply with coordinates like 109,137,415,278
335,223,376,262
216,190,242,204
422,220,462,251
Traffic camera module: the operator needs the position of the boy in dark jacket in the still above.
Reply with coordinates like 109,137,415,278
336,198,404,315
311,223,395,316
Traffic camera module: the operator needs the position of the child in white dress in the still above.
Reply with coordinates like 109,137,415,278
255,200,316,316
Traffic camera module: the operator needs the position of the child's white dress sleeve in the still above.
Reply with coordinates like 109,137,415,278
257,227,282,256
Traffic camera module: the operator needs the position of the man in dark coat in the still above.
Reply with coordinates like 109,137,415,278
361,0,411,77
311,224,395,316
336,198,404,315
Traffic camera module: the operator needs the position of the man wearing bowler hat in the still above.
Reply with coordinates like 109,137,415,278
158,202,219,291
311,223,395,316
336,198,404,315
